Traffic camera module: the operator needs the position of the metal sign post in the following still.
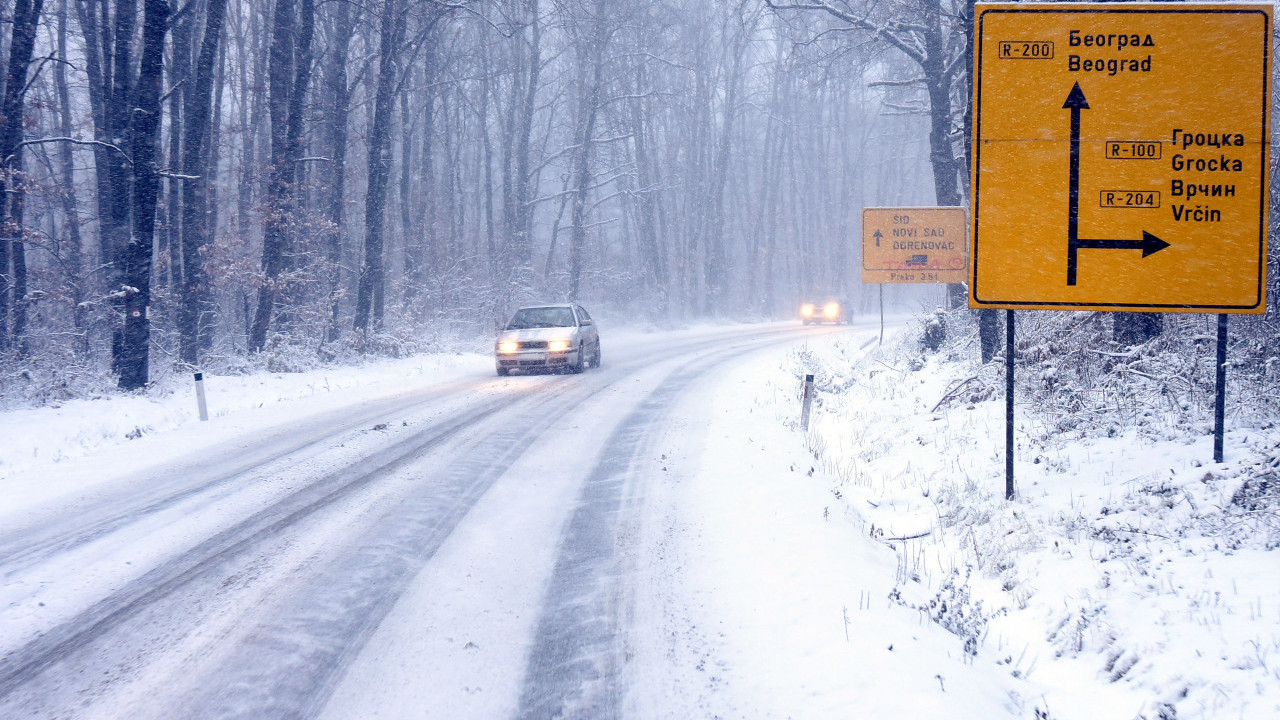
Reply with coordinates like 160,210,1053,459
1214,314,1228,463
879,284,884,345
1005,311,1015,500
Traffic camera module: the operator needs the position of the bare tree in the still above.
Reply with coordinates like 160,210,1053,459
116,0,171,389
0,0,47,351
249,0,315,352
353,0,406,335
178,0,230,364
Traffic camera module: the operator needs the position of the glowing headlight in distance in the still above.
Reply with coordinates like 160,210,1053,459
548,339,571,352
823,302,840,319
498,341,519,354
801,303,815,317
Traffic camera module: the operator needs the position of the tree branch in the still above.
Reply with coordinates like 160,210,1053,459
7,137,133,166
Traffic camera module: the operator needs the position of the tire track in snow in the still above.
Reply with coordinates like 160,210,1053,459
514,335,790,720
0,393,525,706
0,379,488,577
173,379,616,719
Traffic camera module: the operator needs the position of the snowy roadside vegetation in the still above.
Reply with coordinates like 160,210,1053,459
0,345,489,484
0,320,486,411
790,311,1280,720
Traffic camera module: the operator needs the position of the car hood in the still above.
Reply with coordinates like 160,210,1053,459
497,327,579,343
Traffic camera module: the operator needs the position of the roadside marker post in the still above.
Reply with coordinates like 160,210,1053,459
194,372,209,422
801,374,815,431
971,3,1272,492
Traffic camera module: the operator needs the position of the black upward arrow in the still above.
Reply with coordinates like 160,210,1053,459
1064,82,1169,286
873,229,883,247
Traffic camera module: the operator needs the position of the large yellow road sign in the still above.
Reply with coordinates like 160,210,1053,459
971,3,1271,313
862,207,968,284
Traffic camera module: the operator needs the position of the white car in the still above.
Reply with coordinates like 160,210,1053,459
495,303,602,376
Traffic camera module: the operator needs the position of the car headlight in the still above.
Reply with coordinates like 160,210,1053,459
498,341,519,354
548,339,571,352
801,303,815,317
823,302,840,319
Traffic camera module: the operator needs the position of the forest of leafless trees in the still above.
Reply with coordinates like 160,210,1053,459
0,0,1276,396
0,0,957,392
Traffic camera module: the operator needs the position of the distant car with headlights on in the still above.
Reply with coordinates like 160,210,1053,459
800,299,849,325
495,303,601,375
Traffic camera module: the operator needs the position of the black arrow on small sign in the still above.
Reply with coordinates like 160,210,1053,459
873,229,883,247
1064,82,1170,286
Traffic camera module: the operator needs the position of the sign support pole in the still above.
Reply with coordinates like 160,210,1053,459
1214,313,1228,463
1005,310,1015,500
879,284,884,345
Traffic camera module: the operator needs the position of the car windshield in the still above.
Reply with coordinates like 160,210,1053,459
505,307,576,329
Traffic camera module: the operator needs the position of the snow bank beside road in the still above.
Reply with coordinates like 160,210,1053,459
0,352,489,488
791,326,1280,720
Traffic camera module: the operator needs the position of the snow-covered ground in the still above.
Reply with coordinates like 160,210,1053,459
792,323,1280,720
0,320,1275,719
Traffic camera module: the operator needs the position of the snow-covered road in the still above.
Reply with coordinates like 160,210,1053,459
4,322,1016,719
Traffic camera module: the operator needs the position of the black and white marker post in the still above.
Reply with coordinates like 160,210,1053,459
801,373,815,430
194,372,209,422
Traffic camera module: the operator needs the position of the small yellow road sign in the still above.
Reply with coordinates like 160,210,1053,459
862,207,968,284
971,3,1271,312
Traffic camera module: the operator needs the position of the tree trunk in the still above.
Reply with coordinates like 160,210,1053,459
323,0,354,341
107,0,140,374
508,0,540,293
178,0,229,364
978,308,1001,363
567,0,607,301
1113,312,1163,347
353,0,404,335
0,0,46,350
55,0,88,354
704,9,750,315
628,64,666,317
249,0,313,352
165,3,191,294
400,77,419,305
117,0,169,390
410,34,437,319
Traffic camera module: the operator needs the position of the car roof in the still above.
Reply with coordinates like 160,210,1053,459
515,303,576,309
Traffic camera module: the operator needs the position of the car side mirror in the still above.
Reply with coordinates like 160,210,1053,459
581,318,592,326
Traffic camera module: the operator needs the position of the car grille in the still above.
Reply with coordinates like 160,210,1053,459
515,340,548,349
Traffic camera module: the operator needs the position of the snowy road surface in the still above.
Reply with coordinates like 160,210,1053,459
0,322,1025,719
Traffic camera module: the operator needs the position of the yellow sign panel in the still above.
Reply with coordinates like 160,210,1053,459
862,207,968,284
971,3,1271,312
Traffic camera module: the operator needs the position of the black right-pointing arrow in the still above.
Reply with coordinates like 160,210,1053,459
1064,83,1171,286
1074,231,1170,256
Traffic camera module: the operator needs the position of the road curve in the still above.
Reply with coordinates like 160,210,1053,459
0,322,854,719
